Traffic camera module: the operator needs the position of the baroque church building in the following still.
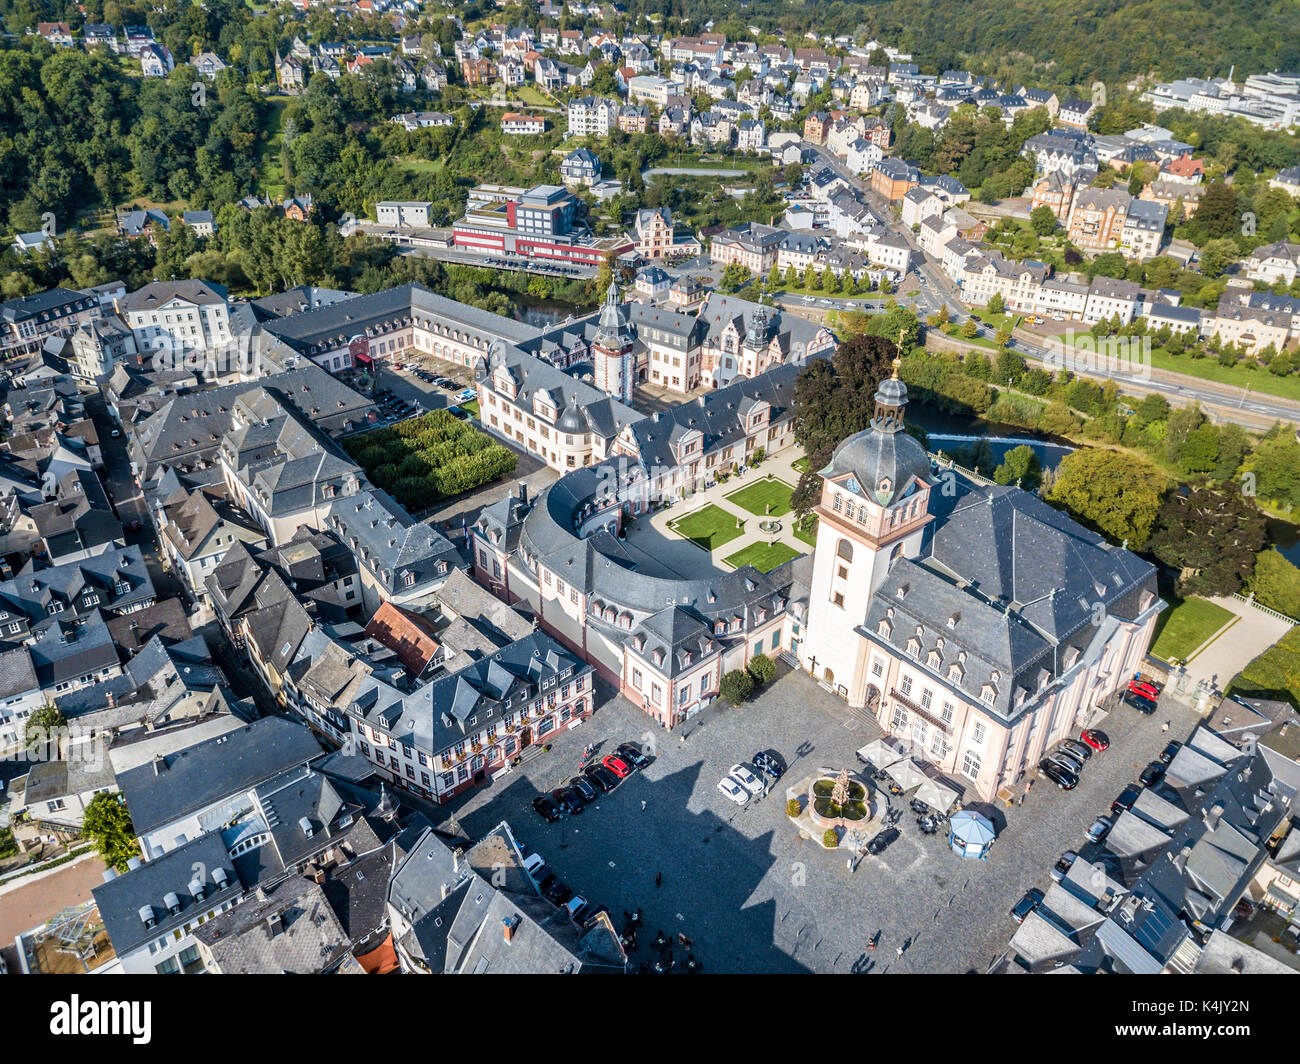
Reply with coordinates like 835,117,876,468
798,364,1162,801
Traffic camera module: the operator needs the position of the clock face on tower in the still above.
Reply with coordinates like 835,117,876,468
844,475,862,496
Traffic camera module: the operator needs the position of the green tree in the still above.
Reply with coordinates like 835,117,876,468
83,792,140,873
720,669,755,706
1198,237,1241,277
987,292,1005,314
1147,483,1266,596
1029,205,1058,235
993,444,1043,490
1249,548,1300,619
1046,448,1168,548
25,704,65,754
748,653,776,686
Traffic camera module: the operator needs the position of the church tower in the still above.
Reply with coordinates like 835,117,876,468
592,280,635,405
800,360,935,706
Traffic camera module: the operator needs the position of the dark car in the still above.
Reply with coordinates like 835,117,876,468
1010,887,1045,924
1122,689,1158,714
752,751,784,779
1058,738,1092,762
1039,758,1079,790
616,743,651,769
1086,814,1115,844
531,795,562,822
1051,851,1078,882
529,864,556,892
1051,748,1086,775
552,787,584,815
544,880,573,905
866,827,900,855
569,775,598,803
1139,761,1166,787
1111,784,1142,816
1159,740,1182,765
585,765,618,792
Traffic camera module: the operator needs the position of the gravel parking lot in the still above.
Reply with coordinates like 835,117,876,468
436,667,1201,972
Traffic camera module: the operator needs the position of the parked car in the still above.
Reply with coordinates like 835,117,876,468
553,787,584,815
1139,761,1166,787
544,880,572,905
1010,887,1045,924
1128,679,1160,702
752,750,784,779
1080,729,1110,751
616,743,651,768
1051,748,1085,775
523,854,555,891
569,775,598,803
1058,738,1092,762
1051,850,1078,882
601,754,632,779
1111,784,1142,816
728,763,765,796
1039,758,1078,790
584,765,617,792
866,827,900,855
564,895,588,923
1159,740,1182,765
717,776,749,805
531,795,561,822
1122,689,1157,714
1086,815,1114,844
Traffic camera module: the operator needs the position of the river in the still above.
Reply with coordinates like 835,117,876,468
909,408,1076,473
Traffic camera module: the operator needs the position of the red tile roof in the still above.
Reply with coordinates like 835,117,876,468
364,601,440,678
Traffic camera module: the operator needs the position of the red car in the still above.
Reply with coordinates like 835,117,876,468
1080,729,1110,751
601,754,632,779
1128,680,1160,701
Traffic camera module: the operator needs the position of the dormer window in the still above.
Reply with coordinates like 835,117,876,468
948,664,963,684
927,650,941,669
906,637,920,658
946,613,959,628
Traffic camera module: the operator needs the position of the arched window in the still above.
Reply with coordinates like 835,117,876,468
836,539,853,562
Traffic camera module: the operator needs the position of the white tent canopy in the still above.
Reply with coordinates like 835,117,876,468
883,758,929,792
856,739,907,770
914,778,958,813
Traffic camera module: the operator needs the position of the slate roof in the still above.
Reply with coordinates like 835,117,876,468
93,832,244,958
192,876,358,974
261,283,539,356
115,716,323,836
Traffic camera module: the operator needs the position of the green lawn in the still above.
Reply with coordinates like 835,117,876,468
1149,596,1235,663
668,504,745,552
512,84,554,107
792,456,811,474
793,515,819,547
725,540,803,573
255,97,290,200
460,399,480,419
724,476,794,517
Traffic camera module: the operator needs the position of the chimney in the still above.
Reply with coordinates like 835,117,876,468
517,481,528,506
266,911,282,938
503,914,520,943
1204,803,1224,831
152,754,166,775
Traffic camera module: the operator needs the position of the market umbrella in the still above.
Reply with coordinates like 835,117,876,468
856,739,907,771
914,778,958,814
883,758,928,792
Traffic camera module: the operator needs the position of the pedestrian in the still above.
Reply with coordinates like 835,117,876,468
655,871,663,888
1017,792,1025,806
641,799,647,812
896,945,904,958
634,908,642,925
868,940,875,952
